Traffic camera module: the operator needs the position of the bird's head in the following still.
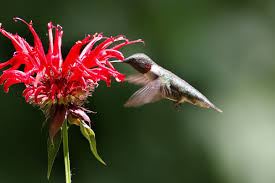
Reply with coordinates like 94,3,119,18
110,53,154,74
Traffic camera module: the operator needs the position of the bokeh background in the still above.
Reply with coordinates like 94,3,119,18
0,0,275,183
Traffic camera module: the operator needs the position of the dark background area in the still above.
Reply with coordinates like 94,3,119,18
0,0,275,183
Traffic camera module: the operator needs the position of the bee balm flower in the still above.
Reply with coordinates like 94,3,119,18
0,18,143,176
0,18,141,136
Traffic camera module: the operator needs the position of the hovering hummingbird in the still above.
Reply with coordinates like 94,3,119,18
110,53,222,112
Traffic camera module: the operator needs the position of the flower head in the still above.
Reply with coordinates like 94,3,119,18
0,18,143,139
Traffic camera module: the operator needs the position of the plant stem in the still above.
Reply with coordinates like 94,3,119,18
62,120,71,183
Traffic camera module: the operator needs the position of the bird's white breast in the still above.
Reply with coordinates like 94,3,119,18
150,64,161,74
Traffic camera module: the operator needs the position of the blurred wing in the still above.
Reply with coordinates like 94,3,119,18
124,79,163,107
125,73,150,86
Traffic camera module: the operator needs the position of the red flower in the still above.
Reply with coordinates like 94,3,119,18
0,18,143,139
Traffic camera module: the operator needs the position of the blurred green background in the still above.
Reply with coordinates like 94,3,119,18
0,0,275,183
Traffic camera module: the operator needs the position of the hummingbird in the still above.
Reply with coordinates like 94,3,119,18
110,53,222,112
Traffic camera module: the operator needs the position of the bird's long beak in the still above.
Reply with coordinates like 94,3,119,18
109,60,125,63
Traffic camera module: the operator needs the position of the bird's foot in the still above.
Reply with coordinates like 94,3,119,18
173,102,181,111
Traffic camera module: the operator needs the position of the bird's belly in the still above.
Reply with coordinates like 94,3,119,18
179,97,186,103
165,95,186,105
166,96,178,102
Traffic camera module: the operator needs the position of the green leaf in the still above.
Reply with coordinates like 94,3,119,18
47,130,62,180
80,121,106,165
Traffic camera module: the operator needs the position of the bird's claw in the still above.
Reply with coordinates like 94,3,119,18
173,102,181,111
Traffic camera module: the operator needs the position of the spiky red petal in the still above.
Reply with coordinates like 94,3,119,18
0,19,143,104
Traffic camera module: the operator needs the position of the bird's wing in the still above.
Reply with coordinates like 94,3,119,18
125,73,150,86
124,79,163,107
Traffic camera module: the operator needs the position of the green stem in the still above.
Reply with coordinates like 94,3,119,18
62,120,71,183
